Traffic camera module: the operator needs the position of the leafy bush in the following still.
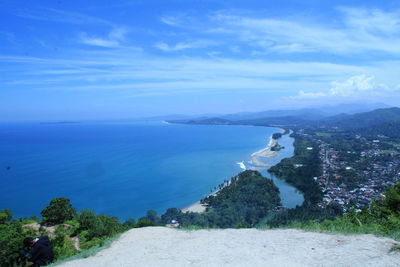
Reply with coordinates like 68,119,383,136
0,210,35,266
290,183,400,241
41,198,76,224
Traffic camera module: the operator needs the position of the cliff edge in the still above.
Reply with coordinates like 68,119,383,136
58,227,400,267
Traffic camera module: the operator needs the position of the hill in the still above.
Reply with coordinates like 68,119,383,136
219,102,390,121
221,108,327,121
58,227,400,267
357,119,400,138
237,116,310,126
316,107,400,129
169,106,400,130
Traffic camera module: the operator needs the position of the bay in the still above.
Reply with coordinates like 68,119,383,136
0,121,302,220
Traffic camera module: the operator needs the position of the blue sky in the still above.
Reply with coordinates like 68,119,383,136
1,0,400,121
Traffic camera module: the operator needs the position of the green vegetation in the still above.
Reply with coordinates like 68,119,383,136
270,143,283,151
0,198,155,266
4,109,400,264
381,149,398,154
268,134,323,204
317,107,400,129
41,198,76,225
265,133,345,227
286,183,400,241
159,170,281,228
272,132,283,139
390,245,400,253
316,132,331,137
0,209,35,266
359,119,400,139
0,171,280,264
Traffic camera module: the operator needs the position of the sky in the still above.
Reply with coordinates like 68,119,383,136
1,0,400,121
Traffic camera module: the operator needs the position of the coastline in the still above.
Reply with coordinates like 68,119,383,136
181,200,206,213
182,131,281,213
250,136,278,167
181,179,233,213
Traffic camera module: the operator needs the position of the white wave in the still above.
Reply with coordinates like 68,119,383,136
237,161,246,170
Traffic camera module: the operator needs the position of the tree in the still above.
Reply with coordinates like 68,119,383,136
41,198,76,224
383,183,400,213
0,209,12,224
139,210,160,225
0,209,35,266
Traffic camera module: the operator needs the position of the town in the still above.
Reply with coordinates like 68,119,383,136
297,129,400,211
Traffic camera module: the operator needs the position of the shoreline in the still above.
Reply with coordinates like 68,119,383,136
250,136,278,167
182,131,281,213
181,179,233,213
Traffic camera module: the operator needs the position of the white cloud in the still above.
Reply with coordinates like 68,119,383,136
108,27,128,41
297,90,327,99
79,27,128,47
154,40,218,52
16,8,113,26
230,46,241,53
340,7,400,35
293,74,396,99
80,36,119,47
329,74,384,96
208,8,400,55
160,16,181,26
0,50,369,95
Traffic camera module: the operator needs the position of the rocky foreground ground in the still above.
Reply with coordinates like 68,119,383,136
57,227,400,267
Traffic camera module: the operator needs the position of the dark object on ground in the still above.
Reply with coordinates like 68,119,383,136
6,166,11,170
23,236,54,266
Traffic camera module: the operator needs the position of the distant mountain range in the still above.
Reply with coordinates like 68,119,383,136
315,107,400,129
218,102,391,122
168,103,400,138
357,119,400,138
142,102,390,122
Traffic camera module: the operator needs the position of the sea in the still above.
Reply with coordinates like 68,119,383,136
0,121,303,220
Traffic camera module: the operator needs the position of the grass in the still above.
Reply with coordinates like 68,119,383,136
280,220,400,242
316,132,332,137
179,225,208,231
381,149,399,154
256,212,279,227
49,233,123,266
389,245,400,253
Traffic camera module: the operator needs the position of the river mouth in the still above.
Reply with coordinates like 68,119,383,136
252,130,304,208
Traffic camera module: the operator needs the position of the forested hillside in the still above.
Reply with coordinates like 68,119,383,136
316,107,400,129
160,170,281,228
357,120,400,138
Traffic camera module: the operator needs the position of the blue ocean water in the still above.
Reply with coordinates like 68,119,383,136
0,121,302,220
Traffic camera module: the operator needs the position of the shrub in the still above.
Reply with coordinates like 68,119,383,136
41,198,76,224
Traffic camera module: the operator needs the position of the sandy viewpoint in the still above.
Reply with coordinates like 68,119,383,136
58,227,400,267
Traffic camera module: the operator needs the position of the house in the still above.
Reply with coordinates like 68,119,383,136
166,220,180,228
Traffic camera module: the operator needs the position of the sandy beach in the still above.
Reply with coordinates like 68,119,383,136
181,180,232,213
181,200,207,213
58,227,400,267
251,136,279,167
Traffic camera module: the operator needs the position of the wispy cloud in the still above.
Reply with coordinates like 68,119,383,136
206,8,400,55
79,28,129,47
80,35,119,47
340,7,400,35
154,39,218,51
160,16,182,27
3,5,400,111
0,49,373,97
15,7,113,26
293,74,398,99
